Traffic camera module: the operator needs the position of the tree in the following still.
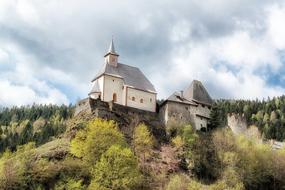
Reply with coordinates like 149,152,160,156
209,104,222,129
70,118,126,165
89,145,141,190
133,124,154,161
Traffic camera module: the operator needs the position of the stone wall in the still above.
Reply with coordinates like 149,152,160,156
159,101,211,130
74,98,92,116
227,113,247,135
74,98,166,142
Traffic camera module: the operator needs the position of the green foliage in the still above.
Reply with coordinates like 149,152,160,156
54,177,85,190
70,118,126,165
89,145,141,190
0,104,73,153
0,142,36,189
212,96,285,141
133,124,154,159
210,128,285,190
166,174,189,190
166,118,185,138
171,135,184,149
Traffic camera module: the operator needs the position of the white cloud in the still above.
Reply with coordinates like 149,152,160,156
0,80,68,107
0,42,70,106
266,4,285,50
161,11,285,100
1,0,285,105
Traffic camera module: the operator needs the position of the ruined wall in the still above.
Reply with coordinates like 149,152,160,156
227,113,247,135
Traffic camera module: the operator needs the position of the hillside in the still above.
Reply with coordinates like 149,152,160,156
0,101,285,189
210,96,285,141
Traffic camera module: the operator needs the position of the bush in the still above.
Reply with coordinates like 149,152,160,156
166,174,189,190
70,118,126,165
89,145,141,190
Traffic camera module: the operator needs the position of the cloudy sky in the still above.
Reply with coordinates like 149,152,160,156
1,0,285,106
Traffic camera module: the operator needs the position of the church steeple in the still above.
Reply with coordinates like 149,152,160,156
104,38,119,67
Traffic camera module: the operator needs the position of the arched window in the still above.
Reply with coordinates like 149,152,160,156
140,99,143,103
132,97,135,101
113,93,117,102
150,98,152,102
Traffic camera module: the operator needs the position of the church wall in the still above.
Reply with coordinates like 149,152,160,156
103,75,124,104
98,76,104,94
126,87,156,112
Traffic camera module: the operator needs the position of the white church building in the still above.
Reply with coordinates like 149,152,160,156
89,40,157,112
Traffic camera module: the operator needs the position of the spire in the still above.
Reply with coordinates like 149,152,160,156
108,38,116,54
105,38,118,56
104,38,119,66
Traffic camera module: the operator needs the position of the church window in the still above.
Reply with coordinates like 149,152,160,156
140,99,143,103
113,93,117,102
132,97,135,101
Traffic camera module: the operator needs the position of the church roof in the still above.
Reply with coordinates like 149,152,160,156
183,80,213,105
92,62,156,93
89,80,100,94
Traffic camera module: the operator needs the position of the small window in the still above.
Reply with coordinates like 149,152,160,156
150,98,152,102
140,99,143,103
112,79,115,82
132,97,135,101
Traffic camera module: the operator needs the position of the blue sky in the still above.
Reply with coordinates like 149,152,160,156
1,0,285,106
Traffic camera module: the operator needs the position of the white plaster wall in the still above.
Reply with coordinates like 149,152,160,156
90,92,100,99
98,76,104,93
122,85,127,105
103,75,124,104
126,87,156,112
105,55,118,66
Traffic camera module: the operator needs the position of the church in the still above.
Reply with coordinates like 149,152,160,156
76,40,213,130
88,40,157,112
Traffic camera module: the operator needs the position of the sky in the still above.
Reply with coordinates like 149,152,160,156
1,0,285,106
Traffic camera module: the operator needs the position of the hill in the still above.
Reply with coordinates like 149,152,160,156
0,100,285,189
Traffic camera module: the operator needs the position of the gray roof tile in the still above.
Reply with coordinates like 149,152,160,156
183,80,213,105
92,62,156,93
89,80,100,94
